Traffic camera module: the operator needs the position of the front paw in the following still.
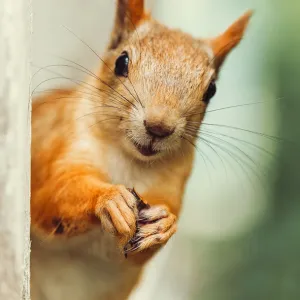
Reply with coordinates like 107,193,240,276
95,185,138,247
124,205,177,255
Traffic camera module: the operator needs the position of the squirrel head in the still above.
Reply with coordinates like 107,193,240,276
97,0,252,162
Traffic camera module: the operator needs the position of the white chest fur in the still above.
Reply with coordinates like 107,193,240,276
71,125,158,194
31,132,158,300
31,229,141,300
103,145,157,194
31,146,156,300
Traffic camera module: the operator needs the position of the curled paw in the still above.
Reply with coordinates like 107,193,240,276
96,185,138,247
124,205,177,255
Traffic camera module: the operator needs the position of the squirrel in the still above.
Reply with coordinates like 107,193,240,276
30,1,252,299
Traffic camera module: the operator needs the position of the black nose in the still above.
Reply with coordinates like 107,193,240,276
144,121,174,138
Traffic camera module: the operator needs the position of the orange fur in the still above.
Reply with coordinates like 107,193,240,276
31,1,252,299
210,10,253,70
128,0,145,24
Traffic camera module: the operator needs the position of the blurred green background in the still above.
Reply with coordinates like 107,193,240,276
32,0,300,299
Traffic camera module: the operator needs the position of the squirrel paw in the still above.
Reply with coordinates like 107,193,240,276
124,205,177,255
96,185,138,247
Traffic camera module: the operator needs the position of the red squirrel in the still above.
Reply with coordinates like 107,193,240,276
31,1,252,299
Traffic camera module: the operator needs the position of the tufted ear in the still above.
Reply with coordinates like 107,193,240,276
209,10,253,71
108,0,147,50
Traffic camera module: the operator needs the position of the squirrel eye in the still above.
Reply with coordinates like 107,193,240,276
114,51,129,77
203,81,216,104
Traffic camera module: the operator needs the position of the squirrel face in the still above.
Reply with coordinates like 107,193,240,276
97,1,252,162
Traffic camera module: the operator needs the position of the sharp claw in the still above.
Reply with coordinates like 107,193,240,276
130,235,143,244
135,221,140,231
124,242,140,254
128,188,150,210
138,218,161,226
137,219,149,225
124,244,131,252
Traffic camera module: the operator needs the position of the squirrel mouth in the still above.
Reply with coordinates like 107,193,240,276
134,142,158,156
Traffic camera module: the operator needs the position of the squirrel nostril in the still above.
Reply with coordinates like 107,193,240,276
144,121,174,138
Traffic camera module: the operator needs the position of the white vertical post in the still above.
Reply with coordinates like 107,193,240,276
0,0,31,299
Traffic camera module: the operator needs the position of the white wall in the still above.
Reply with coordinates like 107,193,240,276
0,0,30,298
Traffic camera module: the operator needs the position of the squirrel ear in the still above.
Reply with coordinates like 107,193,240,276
209,10,253,71
108,0,146,50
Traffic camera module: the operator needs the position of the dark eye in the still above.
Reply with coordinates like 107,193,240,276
114,51,129,77
203,81,216,104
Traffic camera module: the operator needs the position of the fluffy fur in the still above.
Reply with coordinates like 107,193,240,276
31,1,252,299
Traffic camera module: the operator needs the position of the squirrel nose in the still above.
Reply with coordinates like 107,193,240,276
144,120,174,138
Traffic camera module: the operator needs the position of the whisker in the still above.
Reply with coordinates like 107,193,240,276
61,25,140,109
184,98,285,119
200,132,267,185
128,75,143,108
31,76,103,107
181,134,214,184
33,88,128,111
201,122,286,142
31,64,115,99
35,88,99,98
33,96,96,112
31,63,97,84
201,128,276,158
32,63,136,109
124,7,142,55
200,137,228,179
32,74,132,114
31,64,124,104
201,131,263,170
76,108,128,122
55,58,135,107
121,16,144,107
55,56,101,79
56,56,139,109
87,117,122,131
206,99,282,114
200,136,258,191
